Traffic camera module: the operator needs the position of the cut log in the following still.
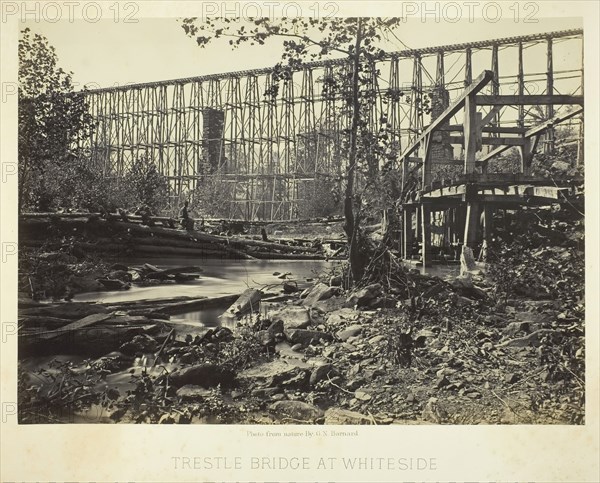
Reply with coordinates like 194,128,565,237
35,313,112,340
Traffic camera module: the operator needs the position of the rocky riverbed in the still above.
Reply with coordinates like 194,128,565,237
18,261,584,425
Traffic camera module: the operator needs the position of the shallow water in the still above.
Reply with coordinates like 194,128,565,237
75,258,337,304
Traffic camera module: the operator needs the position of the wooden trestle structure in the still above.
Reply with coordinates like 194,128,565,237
80,29,584,224
398,69,584,266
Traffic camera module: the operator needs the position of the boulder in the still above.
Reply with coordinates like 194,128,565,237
324,408,372,425
302,283,338,307
168,364,235,388
269,401,324,422
309,363,335,387
326,308,360,327
270,306,311,329
285,329,333,347
312,296,349,313
119,334,158,355
336,324,363,342
346,283,382,307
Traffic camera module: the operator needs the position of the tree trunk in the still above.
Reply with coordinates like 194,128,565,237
344,18,365,284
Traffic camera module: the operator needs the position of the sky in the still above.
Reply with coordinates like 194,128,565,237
21,15,583,91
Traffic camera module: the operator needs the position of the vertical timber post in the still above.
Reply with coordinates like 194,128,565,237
545,37,555,154
463,89,480,251
421,203,431,267
403,206,414,260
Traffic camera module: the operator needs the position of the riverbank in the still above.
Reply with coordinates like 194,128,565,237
18,260,584,425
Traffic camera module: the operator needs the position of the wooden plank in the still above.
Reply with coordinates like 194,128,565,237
475,95,583,106
464,91,479,174
479,144,512,163
440,125,525,134
448,136,525,146
525,107,584,137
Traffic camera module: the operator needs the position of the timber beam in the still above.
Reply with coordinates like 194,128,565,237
475,95,583,106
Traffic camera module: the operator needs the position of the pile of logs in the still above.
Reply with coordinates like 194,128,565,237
18,289,263,356
19,213,346,260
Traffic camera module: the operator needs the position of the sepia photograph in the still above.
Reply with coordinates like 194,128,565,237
1,1,599,481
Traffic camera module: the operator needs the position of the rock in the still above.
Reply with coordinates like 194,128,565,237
251,387,280,398
277,368,309,389
329,275,343,287
98,278,131,291
326,308,360,327
324,408,371,425
421,397,448,424
239,360,311,386
282,282,298,294
212,326,234,342
309,364,335,387
68,275,105,293
336,324,362,341
347,283,382,307
291,343,304,352
503,321,530,337
269,401,324,422
176,384,212,400
354,390,372,401
498,329,557,348
312,296,349,313
107,270,132,282
119,334,158,355
460,246,477,275
270,306,311,329
285,329,333,347
435,375,451,389
158,413,176,424
267,319,284,336
368,335,386,345
179,352,196,364
169,364,235,388
505,373,520,384
302,283,338,307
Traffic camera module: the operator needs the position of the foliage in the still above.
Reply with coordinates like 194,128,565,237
190,176,235,218
18,28,94,212
487,210,584,307
124,155,170,213
297,176,342,219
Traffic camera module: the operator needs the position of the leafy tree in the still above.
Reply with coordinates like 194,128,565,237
125,155,169,213
181,17,404,283
18,28,93,212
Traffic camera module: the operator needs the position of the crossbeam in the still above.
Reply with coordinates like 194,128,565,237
475,95,584,106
